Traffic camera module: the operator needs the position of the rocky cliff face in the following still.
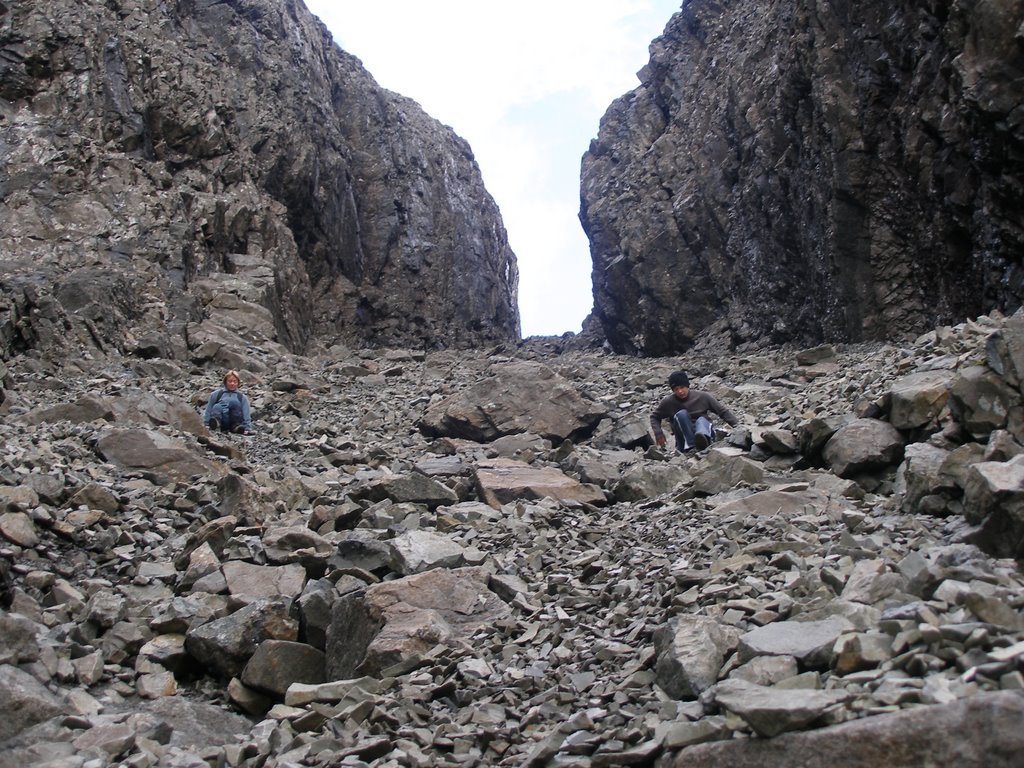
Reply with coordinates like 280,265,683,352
581,0,1024,355
0,0,520,361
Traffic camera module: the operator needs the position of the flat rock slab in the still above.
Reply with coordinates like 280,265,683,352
738,617,851,668
710,489,848,519
96,428,227,482
713,678,850,737
474,457,606,508
221,561,307,602
676,690,1024,767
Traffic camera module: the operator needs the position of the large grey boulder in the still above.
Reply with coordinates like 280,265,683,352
0,664,67,742
674,690,1024,767
473,458,606,508
96,428,227,483
184,597,298,679
822,418,905,478
240,640,326,697
888,370,952,430
962,454,1024,559
712,678,850,738
949,366,1022,438
325,567,511,679
737,618,851,668
419,361,607,442
653,615,733,700
387,530,468,575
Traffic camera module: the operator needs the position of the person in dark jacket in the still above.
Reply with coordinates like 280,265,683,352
203,370,253,435
650,371,738,452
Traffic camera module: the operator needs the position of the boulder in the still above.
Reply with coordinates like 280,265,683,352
221,561,307,603
474,457,606,508
387,530,468,575
962,454,1024,559
419,361,607,442
0,664,67,742
737,617,851,668
822,418,905,478
325,567,511,678
240,639,326,697
654,615,733,700
888,370,952,430
674,691,1024,767
712,678,850,738
184,597,298,679
949,366,1021,438
96,428,227,483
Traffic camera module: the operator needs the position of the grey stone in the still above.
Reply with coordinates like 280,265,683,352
185,597,298,679
889,370,953,430
387,529,467,575
241,640,326,697
474,457,606,508
823,419,905,478
713,678,849,737
654,615,733,699
419,361,607,442
674,691,1024,767
738,618,851,668
0,664,67,741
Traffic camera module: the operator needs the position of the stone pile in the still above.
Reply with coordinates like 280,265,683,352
1,311,1023,767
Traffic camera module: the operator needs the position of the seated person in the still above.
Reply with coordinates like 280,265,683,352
203,370,252,435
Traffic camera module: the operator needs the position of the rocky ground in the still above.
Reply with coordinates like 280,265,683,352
1,312,1024,768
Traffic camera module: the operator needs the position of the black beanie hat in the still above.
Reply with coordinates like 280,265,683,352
668,371,690,389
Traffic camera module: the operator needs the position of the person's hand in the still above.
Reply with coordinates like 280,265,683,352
656,435,666,448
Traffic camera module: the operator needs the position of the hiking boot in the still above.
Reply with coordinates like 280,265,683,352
695,433,710,451
209,417,221,432
232,424,247,435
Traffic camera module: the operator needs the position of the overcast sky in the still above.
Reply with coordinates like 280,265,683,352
302,0,680,337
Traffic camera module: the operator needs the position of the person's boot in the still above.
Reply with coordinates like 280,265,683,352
209,417,221,432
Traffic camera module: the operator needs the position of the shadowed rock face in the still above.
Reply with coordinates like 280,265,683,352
581,0,1024,355
0,0,519,359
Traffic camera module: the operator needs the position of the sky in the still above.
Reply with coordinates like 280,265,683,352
302,1,681,337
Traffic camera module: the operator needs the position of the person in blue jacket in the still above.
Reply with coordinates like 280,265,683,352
203,370,253,435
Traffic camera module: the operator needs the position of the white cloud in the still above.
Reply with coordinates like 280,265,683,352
303,0,680,336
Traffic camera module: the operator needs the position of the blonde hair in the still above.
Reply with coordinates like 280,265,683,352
223,370,241,385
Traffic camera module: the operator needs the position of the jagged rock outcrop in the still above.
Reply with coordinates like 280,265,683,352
581,0,1024,355
0,0,519,362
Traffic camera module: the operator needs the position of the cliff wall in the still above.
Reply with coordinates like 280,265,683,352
0,0,520,361
581,0,1024,354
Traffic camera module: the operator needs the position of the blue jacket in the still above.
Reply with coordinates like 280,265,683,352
203,388,252,430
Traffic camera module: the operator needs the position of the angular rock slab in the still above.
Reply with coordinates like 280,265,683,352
713,678,850,737
654,615,733,700
0,663,67,741
888,370,952,430
221,561,307,603
326,566,511,678
710,488,849,520
675,690,1024,767
737,617,851,668
418,361,607,442
963,453,1024,559
241,639,326,697
184,597,298,679
822,418,905,478
474,457,606,509
96,428,227,482
388,529,467,575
